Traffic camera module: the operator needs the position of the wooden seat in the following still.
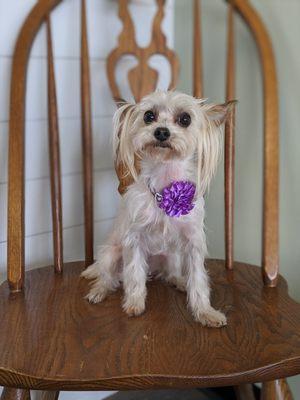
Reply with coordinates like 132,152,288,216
1,0,299,399
1,260,300,391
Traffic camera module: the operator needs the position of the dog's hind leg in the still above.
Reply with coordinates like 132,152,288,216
81,242,122,304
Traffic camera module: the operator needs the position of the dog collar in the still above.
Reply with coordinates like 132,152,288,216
148,180,196,217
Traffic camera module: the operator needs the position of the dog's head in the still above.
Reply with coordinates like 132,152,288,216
113,90,236,194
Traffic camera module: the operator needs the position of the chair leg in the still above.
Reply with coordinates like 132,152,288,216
38,392,59,400
1,388,30,400
234,384,256,399
261,379,293,400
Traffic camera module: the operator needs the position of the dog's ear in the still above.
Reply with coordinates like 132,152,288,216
204,100,237,126
112,100,138,181
196,100,236,195
114,98,128,109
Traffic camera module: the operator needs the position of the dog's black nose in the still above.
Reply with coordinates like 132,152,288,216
154,127,170,142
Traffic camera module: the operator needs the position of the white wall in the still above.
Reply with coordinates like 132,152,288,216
174,0,300,395
0,0,174,398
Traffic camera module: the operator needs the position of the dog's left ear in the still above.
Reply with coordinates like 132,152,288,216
196,100,237,195
205,100,237,126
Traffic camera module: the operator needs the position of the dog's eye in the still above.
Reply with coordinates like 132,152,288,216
144,110,156,124
178,112,191,127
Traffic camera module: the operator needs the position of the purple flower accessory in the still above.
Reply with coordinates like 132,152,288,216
153,181,196,217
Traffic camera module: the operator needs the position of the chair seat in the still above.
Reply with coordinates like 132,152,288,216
1,260,300,391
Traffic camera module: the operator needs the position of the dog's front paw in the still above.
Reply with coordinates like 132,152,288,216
123,296,145,317
81,262,101,280
85,281,108,304
193,307,227,328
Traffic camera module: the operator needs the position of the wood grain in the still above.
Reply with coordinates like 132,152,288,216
107,0,179,194
0,260,300,391
1,389,30,400
80,0,94,266
261,379,293,400
193,0,203,98
46,14,63,274
224,1,236,270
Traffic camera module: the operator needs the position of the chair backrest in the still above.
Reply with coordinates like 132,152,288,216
7,0,279,293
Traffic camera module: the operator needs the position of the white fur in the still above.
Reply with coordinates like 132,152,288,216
82,90,234,327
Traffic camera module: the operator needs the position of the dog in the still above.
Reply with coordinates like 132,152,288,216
82,90,235,327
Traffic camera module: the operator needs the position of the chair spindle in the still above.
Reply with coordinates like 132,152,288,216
81,0,94,267
193,0,203,98
224,2,236,270
1,388,31,400
46,15,63,273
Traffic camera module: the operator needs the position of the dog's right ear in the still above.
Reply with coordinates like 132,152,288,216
112,100,138,181
204,100,237,127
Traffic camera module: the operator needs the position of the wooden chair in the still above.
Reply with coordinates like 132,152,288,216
1,0,300,399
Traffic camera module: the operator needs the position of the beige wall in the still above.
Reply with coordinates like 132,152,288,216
175,0,300,394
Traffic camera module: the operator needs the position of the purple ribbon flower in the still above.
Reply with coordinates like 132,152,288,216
156,181,196,217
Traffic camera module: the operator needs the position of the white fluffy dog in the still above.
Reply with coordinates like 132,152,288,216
82,90,234,327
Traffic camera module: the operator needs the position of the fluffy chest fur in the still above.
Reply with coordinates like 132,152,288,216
119,159,204,255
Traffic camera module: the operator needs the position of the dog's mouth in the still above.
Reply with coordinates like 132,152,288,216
141,141,177,158
142,141,173,152
140,141,182,160
153,142,172,149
